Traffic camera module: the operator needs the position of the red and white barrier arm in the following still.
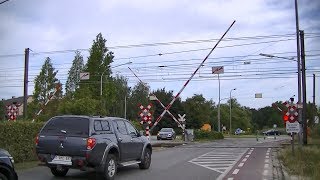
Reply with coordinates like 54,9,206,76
151,20,236,131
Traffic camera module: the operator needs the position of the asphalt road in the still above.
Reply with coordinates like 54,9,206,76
17,136,289,180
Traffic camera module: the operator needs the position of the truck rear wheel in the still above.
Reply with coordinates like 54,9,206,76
104,154,117,180
0,172,8,180
50,167,69,177
139,148,151,169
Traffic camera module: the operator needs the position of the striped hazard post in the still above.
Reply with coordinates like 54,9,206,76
145,126,150,140
150,20,236,131
6,104,20,121
138,104,153,140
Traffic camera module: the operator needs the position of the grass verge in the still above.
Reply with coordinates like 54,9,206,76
278,145,320,180
15,161,39,171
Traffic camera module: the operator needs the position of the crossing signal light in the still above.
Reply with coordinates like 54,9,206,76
283,114,289,122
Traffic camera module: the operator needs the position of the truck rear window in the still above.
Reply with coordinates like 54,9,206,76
41,117,89,137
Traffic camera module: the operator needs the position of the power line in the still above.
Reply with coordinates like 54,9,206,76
113,38,300,60
0,0,9,5
1,33,319,58
2,70,319,85
1,50,319,72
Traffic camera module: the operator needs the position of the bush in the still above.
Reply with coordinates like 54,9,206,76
131,120,143,131
278,146,320,179
194,130,224,140
0,121,44,163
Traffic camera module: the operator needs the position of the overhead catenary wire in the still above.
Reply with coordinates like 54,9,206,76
3,74,319,88
0,33,319,59
1,51,319,72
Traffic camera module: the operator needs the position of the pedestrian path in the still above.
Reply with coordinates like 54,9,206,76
188,148,248,174
223,147,273,180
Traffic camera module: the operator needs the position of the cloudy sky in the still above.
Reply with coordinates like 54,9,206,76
0,0,319,109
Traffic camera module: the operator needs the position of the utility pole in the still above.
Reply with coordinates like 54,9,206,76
124,95,127,119
229,88,236,135
294,0,303,145
23,48,29,119
300,30,307,145
313,74,315,106
218,74,221,132
313,74,316,124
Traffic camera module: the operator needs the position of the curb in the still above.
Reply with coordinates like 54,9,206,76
271,148,285,180
151,142,189,147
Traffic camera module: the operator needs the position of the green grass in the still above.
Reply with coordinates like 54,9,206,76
278,145,320,180
15,161,39,171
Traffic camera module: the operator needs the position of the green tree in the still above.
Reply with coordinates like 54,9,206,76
65,51,84,98
80,33,114,101
127,81,150,121
108,75,130,117
75,33,114,115
151,88,184,133
251,101,285,130
221,99,252,132
182,94,215,129
0,100,5,120
29,57,62,121
58,97,101,115
33,57,60,103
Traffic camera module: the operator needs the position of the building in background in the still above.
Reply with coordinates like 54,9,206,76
1,96,33,120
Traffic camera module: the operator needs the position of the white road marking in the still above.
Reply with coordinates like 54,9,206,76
245,155,250,158
248,151,252,155
263,169,268,176
238,162,244,167
189,148,247,176
227,178,234,180
265,159,269,163
242,158,247,162
264,163,269,168
266,152,269,156
232,169,239,174
266,155,269,159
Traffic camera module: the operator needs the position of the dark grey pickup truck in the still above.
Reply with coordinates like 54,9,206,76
35,115,152,180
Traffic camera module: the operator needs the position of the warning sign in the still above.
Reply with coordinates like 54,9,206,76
286,121,300,133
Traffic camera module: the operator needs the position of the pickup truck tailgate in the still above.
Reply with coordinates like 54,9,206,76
37,135,87,156
36,116,90,157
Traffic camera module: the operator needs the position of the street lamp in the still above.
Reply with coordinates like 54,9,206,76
259,53,296,62
100,62,132,96
212,66,224,132
229,88,236,135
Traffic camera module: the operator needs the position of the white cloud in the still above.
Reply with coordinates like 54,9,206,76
0,0,319,107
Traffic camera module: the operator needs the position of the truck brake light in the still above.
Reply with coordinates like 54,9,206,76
86,138,96,150
35,135,39,146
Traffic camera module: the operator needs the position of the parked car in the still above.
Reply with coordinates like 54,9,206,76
0,149,18,180
35,115,152,180
157,128,176,140
234,128,245,135
263,129,280,136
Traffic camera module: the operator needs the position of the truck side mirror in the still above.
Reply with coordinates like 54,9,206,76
139,130,145,136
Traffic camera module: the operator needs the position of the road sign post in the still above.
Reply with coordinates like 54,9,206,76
283,98,300,154
178,114,187,141
212,66,224,132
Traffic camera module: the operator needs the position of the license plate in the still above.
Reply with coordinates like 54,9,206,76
50,155,72,165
